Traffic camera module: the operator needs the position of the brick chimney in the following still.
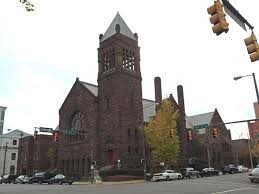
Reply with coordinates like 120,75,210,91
154,77,162,104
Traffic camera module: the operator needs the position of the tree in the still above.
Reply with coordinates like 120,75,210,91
144,99,180,167
19,0,34,12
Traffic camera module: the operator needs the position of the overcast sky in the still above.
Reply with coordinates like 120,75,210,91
1,0,259,139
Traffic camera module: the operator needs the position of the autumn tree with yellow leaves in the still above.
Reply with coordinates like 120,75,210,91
144,99,180,167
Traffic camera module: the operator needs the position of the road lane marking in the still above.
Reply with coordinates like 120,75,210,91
211,187,253,194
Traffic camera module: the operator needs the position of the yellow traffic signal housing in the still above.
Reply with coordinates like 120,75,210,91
54,131,59,142
33,130,38,140
187,130,192,141
244,33,259,62
169,129,174,138
207,0,229,36
212,128,218,138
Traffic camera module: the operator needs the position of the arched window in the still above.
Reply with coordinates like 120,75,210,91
10,165,15,174
71,112,85,132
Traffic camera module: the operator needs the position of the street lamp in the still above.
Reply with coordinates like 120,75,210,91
233,73,259,104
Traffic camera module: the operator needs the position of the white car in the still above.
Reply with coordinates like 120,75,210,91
152,170,182,181
237,165,249,173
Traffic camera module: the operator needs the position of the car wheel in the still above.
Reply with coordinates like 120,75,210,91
166,176,170,181
69,182,72,185
178,175,181,180
251,179,254,183
39,181,42,184
59,181,63,185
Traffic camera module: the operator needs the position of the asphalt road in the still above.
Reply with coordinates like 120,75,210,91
0,173,259,194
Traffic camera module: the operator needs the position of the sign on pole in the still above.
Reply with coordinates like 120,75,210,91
39,127,53,133
193,124,209,130
223,6,246,31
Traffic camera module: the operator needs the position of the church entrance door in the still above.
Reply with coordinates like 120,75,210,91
107,149,114,165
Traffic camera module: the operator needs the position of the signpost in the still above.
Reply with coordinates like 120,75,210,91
222,0,254,31
39,127,53,133
193,124,209,130
63,129,77,136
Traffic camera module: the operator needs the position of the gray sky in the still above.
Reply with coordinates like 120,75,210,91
1,0,259,139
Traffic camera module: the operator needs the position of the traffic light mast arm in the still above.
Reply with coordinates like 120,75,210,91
222,0,254,31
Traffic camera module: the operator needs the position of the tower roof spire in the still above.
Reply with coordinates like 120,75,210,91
101,12,137,42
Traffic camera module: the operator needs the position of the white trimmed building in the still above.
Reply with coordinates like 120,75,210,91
0,130,31,176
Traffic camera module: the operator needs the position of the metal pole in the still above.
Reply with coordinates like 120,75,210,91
252,73,259,104
143,133,146,181
2,142,8,176
207,146,211,168
248,138,254,169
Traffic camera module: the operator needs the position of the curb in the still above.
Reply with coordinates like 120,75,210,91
73,180,146,186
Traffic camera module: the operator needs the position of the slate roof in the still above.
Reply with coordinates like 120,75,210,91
186,112,214,127
101,12,137,42
80,81,156,122
80,81,215,127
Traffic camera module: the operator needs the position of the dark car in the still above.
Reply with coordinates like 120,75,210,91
201,167,219,176
0,174,17,184
222,165,239,175
181,167,201,179
29,172,55,184
48,174,73,185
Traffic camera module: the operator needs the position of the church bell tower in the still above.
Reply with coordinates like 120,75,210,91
97,13,144,169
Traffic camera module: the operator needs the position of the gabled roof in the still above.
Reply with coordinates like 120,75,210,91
186,112,214,134
80,81,156,122
186,112,214,127
1,129,31,137
101,12,137,42
80,81,98,96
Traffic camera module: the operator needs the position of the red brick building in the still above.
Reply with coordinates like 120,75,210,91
17,135,52,175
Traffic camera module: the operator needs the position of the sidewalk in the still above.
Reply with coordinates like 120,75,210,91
73,179,146,186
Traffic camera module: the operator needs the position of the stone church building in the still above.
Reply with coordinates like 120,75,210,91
55,13,233,178
57,13,153,177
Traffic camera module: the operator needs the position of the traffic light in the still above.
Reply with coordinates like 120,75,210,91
169,129,174,138
33,130,38,140
187,130,192,141
207,0,229,36
244,33,259,62
212,128,218,138
53,131,59,142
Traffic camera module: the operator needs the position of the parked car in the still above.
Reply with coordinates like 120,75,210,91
14,175,29,184
248,167,259,183
181,167,201,179
29,172,56,184
237,165,249,173
0,176,3,184
0,174,17,184
222,165,239,174
201,167,219,176
152,170,182,181
48,174,73,185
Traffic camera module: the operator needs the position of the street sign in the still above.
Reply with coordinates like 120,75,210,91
193,124,208,130
223,6,246,31
222,0,254,31
39,127,53,133
63,129,77,136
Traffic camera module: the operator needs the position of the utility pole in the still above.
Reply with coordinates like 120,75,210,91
2,142,8,176
142,133,146,181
